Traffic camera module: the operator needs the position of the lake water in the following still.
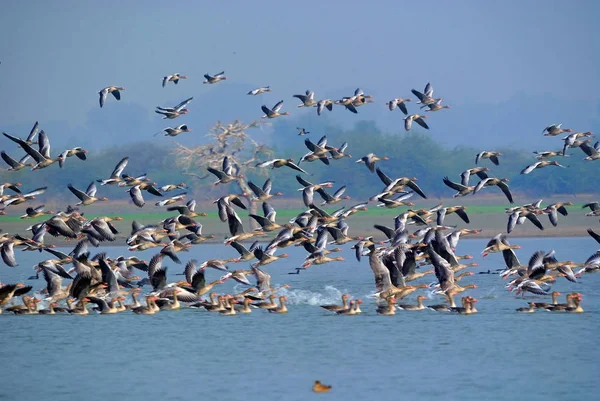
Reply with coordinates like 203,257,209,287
1,237,599,401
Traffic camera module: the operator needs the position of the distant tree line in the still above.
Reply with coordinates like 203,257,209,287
1,120,597,208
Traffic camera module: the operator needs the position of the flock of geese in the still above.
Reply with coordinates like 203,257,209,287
0,72,598,318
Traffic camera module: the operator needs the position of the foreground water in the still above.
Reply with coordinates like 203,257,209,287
1,237,599,401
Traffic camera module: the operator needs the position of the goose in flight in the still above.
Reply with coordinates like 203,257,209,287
247,86,271,95
68,182,108,206
261,100,289,118
203,71,226,84
520,161,568,175
99,86,125,108
162,73,188,87
3,131,63,170
404,114,429,131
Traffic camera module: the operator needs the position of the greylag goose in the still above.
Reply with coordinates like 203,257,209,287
203,71,226,84
296,127,310,136
293,90,317,108
404,114,429,131
154,124,191,137
475,151,502,165
542,123,572,136
411,82,436,104
97,157,129,186
256,158,309,175
315,99,334,115
162,73,187,87
3,131,63,170
422,98,450,112
442,176,474,197
1,151,34,171
356,153,388,173
68,182,108,206
520,160,568,175
248,179,282,201
261,100,289,118
207,156,244,185
247,86,271,95
473,177,514,203
99,86,124,108
386,98,412,114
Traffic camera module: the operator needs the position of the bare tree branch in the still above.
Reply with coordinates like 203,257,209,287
172,119,275,229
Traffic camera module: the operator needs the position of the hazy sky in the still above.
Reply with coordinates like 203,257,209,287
1,0,599,150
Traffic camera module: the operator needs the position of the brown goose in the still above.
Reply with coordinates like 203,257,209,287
261,101,289,119
223,205,266,245
532,291,562,309
336,300,361,315
162,73,188,87
320,294,351,312
0,283,28,308
520,160,568,175
252,246,289,267
247,179,282,202
1,151,34,171
442,176,475,197
57,147,87,169
20,205,53,219
195,278,227,297
247,86,271,95
334,95,359,114
473,177,513,203
386,98,412,114
154,124,191,137
316,185,350,205
155,108,188,119
423,98,450,112
268,296,288,314
132,296,159,315
411,83,436,105
376,296,396,315
219,298,238,316
352,96,374,108
429,246,476,307
256,158,309,175
68,182,108,206
328,142,352,160
403,114,429,131
207,156,244,185
96,157,129,186
315,99,334,116
579,140,600,161
450,296,478,315
168,199,208,219
507,210,544,233
436,206,470,225
475,151,502,165
3,131,63,170
398,295,428,311
302,254,344,269
542,202,572,226
293,90,317,108
532,150,570,160
252,294,277,309
542,123,572,136
203,71,226,84
356,153,389,173
99,86,125,108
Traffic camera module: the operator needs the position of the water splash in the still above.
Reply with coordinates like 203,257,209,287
278,285,349,305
